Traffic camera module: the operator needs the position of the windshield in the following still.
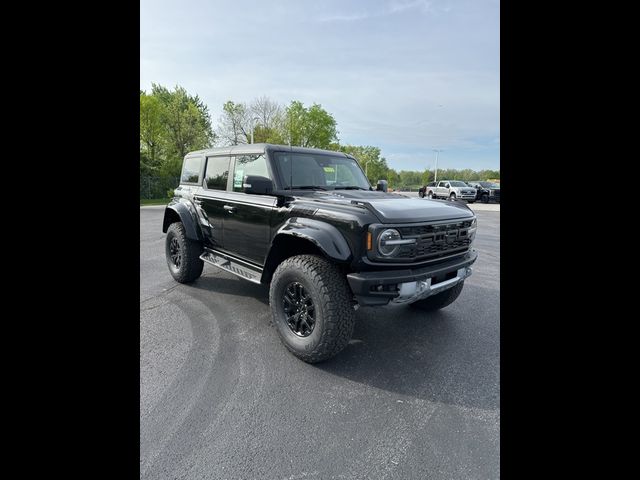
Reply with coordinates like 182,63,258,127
479,182,500,188
272,152,371,190
450,181,468,187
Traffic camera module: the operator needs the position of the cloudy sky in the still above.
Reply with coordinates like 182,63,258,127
141,0,499,171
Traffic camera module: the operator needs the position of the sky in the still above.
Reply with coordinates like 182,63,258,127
140,0,500,172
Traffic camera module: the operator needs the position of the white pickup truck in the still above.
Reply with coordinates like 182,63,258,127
425,180,476,202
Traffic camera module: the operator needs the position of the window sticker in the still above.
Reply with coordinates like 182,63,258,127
234,169,244,188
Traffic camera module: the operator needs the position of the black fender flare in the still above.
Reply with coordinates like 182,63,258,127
273,217,352,262
162,200,202,241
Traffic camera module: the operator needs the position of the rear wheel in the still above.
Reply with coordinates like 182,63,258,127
409,282,465,312
269,255,355,363
419,190,425,198
427,191,433,199
165,222,204,283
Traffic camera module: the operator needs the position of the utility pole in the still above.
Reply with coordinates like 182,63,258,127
433,149,443,182
250,117,259,144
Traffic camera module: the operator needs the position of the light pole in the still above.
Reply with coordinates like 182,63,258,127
250,117,260,144
433,149,443,182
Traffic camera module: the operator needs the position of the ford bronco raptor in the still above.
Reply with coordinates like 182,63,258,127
163,144,478,363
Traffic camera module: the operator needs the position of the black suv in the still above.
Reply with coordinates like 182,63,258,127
163,144,478,362
466,181,500,203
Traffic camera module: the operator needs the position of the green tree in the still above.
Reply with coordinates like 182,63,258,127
218,100,250,145
336,145,388,185
146,84,215,177
285,101,338,149
140,92,164,174
421,170,431,186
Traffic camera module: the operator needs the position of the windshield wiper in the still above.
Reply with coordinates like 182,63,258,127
290,185,327,191
333,186,369,190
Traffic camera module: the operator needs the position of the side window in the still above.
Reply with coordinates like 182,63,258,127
180,156,202,184
204,156,230,190
231,154,270,192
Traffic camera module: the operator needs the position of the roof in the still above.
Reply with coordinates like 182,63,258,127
186,143,352,158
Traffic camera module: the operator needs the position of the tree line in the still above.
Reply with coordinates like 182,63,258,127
140,84,499,194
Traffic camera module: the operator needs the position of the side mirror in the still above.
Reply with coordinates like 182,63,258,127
376,179,388,192
243,175,274,195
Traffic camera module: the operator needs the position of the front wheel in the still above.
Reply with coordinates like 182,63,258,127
419,190,425,198
449,192,457,201
269,255,355,363
409,281,465,312
481,193,489,203
165,222,204,283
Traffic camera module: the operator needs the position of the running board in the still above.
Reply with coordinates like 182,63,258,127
200,250,263,284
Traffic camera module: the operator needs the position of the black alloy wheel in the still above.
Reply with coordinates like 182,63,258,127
169,237,182,269
282,282,316,337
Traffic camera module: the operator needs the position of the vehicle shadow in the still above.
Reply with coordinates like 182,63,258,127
188,271,498,411
189,270,270,305
316,283,500,411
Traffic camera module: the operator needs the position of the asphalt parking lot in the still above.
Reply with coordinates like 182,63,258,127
140,206,500,479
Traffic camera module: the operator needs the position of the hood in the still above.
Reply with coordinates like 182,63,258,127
292,190,474,223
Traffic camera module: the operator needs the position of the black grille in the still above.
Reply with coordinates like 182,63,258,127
395,220,474,261
398,219,473,237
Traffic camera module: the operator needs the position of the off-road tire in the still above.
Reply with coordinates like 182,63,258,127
409,281,465,312
269,255,355,363
165,222,204,283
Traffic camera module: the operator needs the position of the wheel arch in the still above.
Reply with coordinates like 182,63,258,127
162,200,202,241
261,218,352,283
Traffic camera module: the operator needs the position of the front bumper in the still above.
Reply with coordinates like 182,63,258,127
347,249,478,306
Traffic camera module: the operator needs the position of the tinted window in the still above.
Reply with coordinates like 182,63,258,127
181,156,202,184
204,156,230,190
231,154,271,192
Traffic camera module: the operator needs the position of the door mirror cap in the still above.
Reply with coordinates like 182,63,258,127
376,179,388,192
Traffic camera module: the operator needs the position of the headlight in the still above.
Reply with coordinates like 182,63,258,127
378,229,401,256
468,218,477,241
377,229,416,257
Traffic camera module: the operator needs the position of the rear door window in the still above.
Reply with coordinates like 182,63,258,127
204,156,231,190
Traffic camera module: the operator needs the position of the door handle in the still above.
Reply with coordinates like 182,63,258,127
224,205,236,213
194,199,203,206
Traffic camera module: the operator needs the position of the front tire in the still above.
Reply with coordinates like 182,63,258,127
409,281,465,312
269,255,355,363
165,222,204,283
449,192,457,201
481,193,489,203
